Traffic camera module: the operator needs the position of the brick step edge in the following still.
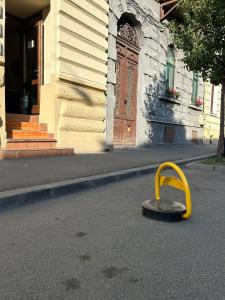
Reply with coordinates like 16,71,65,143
6,113,39,123
6,122,48,131
7,138,57,142
7,130,54,139
0,148,74,159
6,139,57,150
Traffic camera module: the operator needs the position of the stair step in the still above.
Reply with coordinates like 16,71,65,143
6,122,48,131
8,130,53,139
5,114,60,154
6,113,39,123
0,148,74,159
7,139,57,150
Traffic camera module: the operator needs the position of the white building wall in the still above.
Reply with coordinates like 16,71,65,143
107,0,203,147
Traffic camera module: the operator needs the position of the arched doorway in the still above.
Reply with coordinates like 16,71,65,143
113,17,140,147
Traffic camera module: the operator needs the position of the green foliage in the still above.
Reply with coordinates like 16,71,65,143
169,0,225,85
201,156,225,164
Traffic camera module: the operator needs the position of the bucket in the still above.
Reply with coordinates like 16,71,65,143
20,95,29,114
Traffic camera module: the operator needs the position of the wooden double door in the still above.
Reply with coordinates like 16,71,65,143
113,37,139,147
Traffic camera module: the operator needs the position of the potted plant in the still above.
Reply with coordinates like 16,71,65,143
175,91,181,99
166,88,180,99
195,98,203,107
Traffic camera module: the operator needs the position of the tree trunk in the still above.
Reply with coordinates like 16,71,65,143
217,80,225,160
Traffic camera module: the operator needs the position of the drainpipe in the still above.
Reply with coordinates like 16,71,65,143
202,81,206,144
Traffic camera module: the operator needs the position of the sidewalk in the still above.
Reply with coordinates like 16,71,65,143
0,144,216,210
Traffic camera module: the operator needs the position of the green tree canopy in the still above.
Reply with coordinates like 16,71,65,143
169,0,225,158
169,0,225,85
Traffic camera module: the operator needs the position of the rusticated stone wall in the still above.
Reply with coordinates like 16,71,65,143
56,82,106,152
107,0,204,147
40,0,109,153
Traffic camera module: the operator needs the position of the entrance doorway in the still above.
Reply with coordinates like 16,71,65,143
113,18,139,147
5,13,43,115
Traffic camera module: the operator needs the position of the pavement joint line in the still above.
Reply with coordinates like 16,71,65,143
0,153,216,212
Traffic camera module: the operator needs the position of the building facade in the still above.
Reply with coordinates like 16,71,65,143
106,0,204,148
0,0,210,159
202,82,221,144
0,0,109,157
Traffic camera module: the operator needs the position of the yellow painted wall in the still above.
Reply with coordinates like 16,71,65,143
42,4,56,85
203,82,221,144
54,0,109,152
0,0,5,147
2,0,109,153
39,0,57,134
56,81,106,152
0,65,6,147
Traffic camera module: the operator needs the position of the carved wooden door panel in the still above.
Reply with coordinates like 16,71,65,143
113,44,126,145
113,37,139,147
122,48,138,146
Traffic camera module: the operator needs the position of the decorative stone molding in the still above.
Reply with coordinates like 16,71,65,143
57,82,105,106
147,119,184,126
59,116,105,133
127,0,155,25
159,95,181,105
118,22,139,46
60,101,105,121
188,105,203,111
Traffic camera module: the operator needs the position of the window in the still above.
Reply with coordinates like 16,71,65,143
210,84,215,113
210,84,219,114
191,72,198,104
165,46,175,90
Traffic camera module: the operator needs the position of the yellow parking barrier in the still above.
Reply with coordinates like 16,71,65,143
142,162,192,220
155,162,192,219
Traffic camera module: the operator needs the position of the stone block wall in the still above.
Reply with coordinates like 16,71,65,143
40,0,109,153
57,82,106,152
107,0,204,147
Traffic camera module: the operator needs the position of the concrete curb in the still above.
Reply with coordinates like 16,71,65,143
0,153,216,212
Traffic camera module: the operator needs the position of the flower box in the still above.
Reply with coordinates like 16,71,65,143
194,98,203,107
165,88,181,100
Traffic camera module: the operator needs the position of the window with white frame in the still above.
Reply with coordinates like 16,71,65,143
165,46,175,90
210,85,219,115
191,72,198,104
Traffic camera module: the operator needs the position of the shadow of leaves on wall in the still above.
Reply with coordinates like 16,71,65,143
143,73,186,144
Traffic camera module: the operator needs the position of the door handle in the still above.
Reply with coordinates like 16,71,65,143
124,99,127,104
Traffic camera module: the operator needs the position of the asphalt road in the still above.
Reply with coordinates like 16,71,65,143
0,163,224,300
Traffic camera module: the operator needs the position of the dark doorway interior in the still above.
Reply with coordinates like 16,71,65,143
5,15,23,114
5,13,42,115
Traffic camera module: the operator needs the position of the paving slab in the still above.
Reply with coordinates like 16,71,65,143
0,144,217,211
0,144,216,193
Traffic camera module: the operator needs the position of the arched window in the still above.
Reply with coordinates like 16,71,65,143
165,46,175,90
191,72,198,104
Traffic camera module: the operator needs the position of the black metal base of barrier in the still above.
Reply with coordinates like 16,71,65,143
142,199,186,222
